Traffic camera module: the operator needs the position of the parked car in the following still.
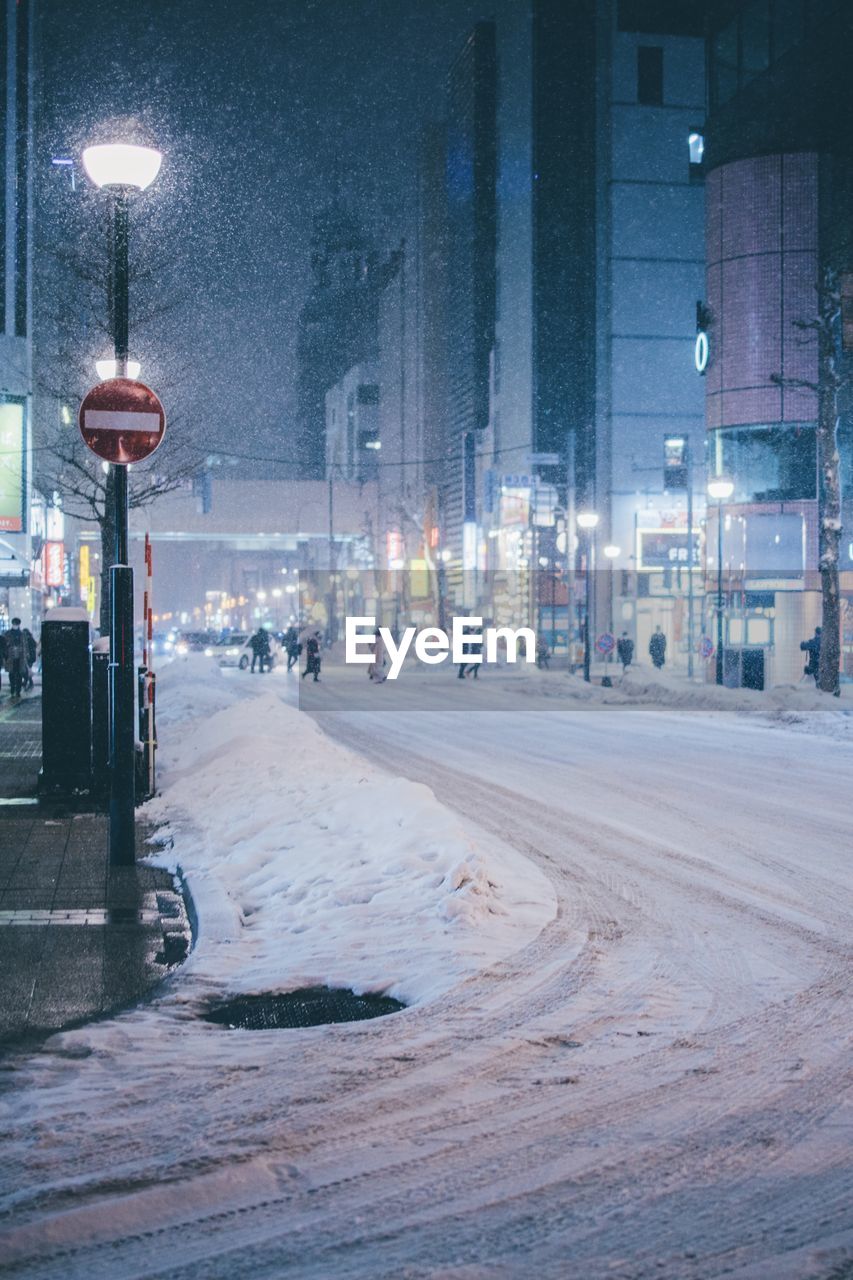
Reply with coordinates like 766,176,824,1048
214,632,280,670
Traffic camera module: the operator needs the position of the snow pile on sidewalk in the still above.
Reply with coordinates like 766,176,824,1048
146,660,556,1006
618,665,853,738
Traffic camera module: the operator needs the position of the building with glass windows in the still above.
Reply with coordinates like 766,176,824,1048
489,0,707,661
0,0,34,631
704,0,853,682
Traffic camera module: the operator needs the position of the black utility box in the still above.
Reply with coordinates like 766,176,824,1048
40,607,92,794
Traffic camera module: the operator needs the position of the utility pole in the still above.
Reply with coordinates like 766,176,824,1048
686,439,694,680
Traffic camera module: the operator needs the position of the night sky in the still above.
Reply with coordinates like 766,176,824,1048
38,0,487,468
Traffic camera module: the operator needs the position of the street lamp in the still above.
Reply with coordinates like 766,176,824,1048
83,138,162,867
707,477,734,686
603,543,620,639
96,358,141,381
576,511,599,682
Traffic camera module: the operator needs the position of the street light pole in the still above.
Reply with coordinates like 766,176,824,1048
716,502,724,686
686,440,694,680
708,477,734,687
83,142,162,868
603,544,620,663
577,511,599,683
109,187,134,864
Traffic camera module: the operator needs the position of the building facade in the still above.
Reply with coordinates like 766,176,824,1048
295,199,381,480
703,0,853,683
0,0,33,630
488,0,706,659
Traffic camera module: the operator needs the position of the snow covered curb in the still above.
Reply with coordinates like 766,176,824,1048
481,659,853,739
144,660,556,1007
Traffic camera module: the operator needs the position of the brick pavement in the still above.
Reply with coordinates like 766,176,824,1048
0,692,191,1047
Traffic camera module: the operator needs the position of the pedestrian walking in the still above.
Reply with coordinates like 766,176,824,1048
23,627,36,691
283,625,301,672
302,631,322,682
800,626,821,685
536,636,551,669
249,627,271,673
617,631,634,673
3,618,30,698
368,630,387,682
649,626,667,669
456,618,480,679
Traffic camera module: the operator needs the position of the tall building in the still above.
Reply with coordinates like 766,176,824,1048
491,0,706,656
295,198,380,479
0,0,34,630
444,21,497,597
703,0,853,682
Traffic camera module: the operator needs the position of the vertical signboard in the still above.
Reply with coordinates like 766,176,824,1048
0,401,25,532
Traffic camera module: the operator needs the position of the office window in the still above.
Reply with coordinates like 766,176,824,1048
637,46,663,106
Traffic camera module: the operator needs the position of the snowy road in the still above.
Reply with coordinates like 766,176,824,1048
1,670,852,1278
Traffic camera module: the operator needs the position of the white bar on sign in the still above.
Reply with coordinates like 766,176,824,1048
84,409,160,433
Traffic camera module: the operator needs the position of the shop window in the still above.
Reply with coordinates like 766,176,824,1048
637,46,663,105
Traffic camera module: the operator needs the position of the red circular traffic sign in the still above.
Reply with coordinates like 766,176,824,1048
78,378,166,465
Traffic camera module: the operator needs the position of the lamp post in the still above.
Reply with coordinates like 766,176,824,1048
82,141,162,867
707,477,734,686
577,511,599,682
603,542,620,628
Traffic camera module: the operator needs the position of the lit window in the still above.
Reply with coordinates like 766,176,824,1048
688,131,704,165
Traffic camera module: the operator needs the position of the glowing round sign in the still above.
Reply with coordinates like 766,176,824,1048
695,330,709,374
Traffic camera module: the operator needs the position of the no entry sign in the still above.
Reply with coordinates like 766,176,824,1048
78,378,166,465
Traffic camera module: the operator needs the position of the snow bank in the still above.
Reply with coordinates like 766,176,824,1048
145,660,556,1006
616,665,853,739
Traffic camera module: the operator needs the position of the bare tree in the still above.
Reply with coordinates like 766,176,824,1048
772,267,844,695
33,206,204,632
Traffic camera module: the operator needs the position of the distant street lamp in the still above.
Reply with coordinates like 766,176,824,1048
707,477,734,686
83,138,162,867
96,358,141,381
576,511,599,682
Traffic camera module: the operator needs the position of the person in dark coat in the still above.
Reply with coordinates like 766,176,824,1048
617,631,634,673
3,618,29,697
800,626,821,684
283,625,300,671
302,632,322,682
249,627,271,673
649,626,666,669
23,627,36,691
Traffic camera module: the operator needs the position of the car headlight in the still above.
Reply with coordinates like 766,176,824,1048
176,643,188,655
204,648,213,657
227,647,238,656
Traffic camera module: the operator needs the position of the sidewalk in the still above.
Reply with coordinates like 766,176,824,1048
0,689,41,799
0,694,191,1048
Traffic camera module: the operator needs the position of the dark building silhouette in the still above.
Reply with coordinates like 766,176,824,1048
444,21,497,579
295,199,381,477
